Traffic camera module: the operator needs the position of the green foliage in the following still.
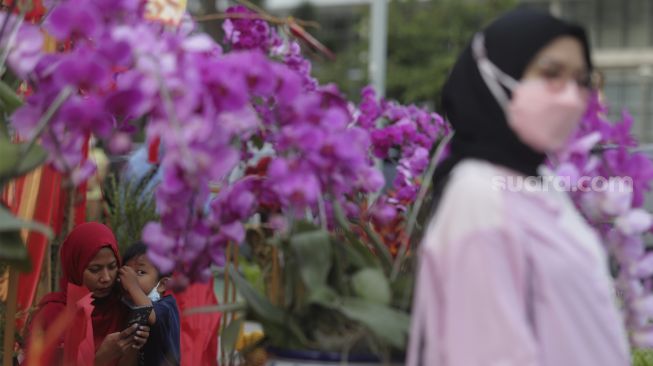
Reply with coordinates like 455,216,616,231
228,215,411,360
634,349,653,366
386,0,518,105
0,143,47,183
351,268,391,305
297,0,517,105
0,79,54,272
241,257,265,294
0,206,53,272
104,168,159,253
0,77,22,114
289,229,332,289
289,2,368,101
221,315,244,358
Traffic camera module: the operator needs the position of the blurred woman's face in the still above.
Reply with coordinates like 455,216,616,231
521,36,590,97
83,247,118,298
506,35,591,153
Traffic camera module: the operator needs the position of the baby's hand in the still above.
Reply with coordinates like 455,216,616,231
118,266,141,294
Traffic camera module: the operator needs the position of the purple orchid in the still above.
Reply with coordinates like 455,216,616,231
44,0,103,41
560,92,653,347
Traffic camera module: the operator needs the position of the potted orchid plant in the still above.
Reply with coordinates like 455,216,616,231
211,82,451,365
2,1,448,363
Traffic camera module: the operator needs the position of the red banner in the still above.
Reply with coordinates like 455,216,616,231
174,278,221,366
16,165,61,329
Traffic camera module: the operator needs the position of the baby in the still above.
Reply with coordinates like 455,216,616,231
120,242,181,366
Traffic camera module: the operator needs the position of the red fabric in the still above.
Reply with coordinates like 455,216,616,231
16,165,61,329
62,284,95,366
3,0,46,22
148,136,161,164
2,175,25,215
174,278,221,366
60,222,119,287
24,297,65,365
24,222,127,365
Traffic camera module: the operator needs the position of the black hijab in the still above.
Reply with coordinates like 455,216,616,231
431,8,592,188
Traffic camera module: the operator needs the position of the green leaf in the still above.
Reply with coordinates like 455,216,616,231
227,264,285,324
0,80,22,114
391,272,415,311
633,348,653,366
293,219,320,234
308,289,409,349
220,316,243,357
360,223,393,273
0,206,51,272
257,320,307,349
183,302,247,316
0,141,21,177
0,139,47,179
331,199,351,230
15,143,47,176
336,238,369,270
0,230,31,272
344,236,380,269
289,229,332,288
351,268,391,305
0,205,53,239
332,201,379,269
338,298,410,349
307,285,339,305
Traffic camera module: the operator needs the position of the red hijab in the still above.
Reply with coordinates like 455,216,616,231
26,222,127,364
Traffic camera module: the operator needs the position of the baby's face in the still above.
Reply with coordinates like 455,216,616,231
124,254,160,295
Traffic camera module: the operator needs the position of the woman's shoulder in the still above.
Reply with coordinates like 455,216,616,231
441,159,508,213
31,292,66,321
424,159,513,247
24,292,67,354
38,291,66,306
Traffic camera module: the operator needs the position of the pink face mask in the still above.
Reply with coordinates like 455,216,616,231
471,33,588,153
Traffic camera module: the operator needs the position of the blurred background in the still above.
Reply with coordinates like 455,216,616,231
189,0,653,142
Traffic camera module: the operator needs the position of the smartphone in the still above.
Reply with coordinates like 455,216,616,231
127,305,153,326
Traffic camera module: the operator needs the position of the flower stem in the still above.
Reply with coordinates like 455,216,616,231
0,5,26,77
22,86,73,155
390,132,453,281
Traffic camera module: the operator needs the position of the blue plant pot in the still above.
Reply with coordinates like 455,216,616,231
265,347,403,366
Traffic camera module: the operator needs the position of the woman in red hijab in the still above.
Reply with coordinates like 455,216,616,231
23,222,149,365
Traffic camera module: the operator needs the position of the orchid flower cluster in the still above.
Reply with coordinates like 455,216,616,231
356,86,450,225
9,0,151,183
552,94,653,346
6,2,429,283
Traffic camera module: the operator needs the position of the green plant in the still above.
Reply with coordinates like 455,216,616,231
104,168,159,253
214,134,451,364
223,209,410,363
634,349,653,366
0,81,58,272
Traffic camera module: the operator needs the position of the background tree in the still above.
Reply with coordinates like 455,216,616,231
286,0,517,106
386,0,517,107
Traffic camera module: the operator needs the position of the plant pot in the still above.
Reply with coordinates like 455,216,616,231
265,347,404,366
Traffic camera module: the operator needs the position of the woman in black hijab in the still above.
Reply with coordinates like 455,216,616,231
407,8,629,366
